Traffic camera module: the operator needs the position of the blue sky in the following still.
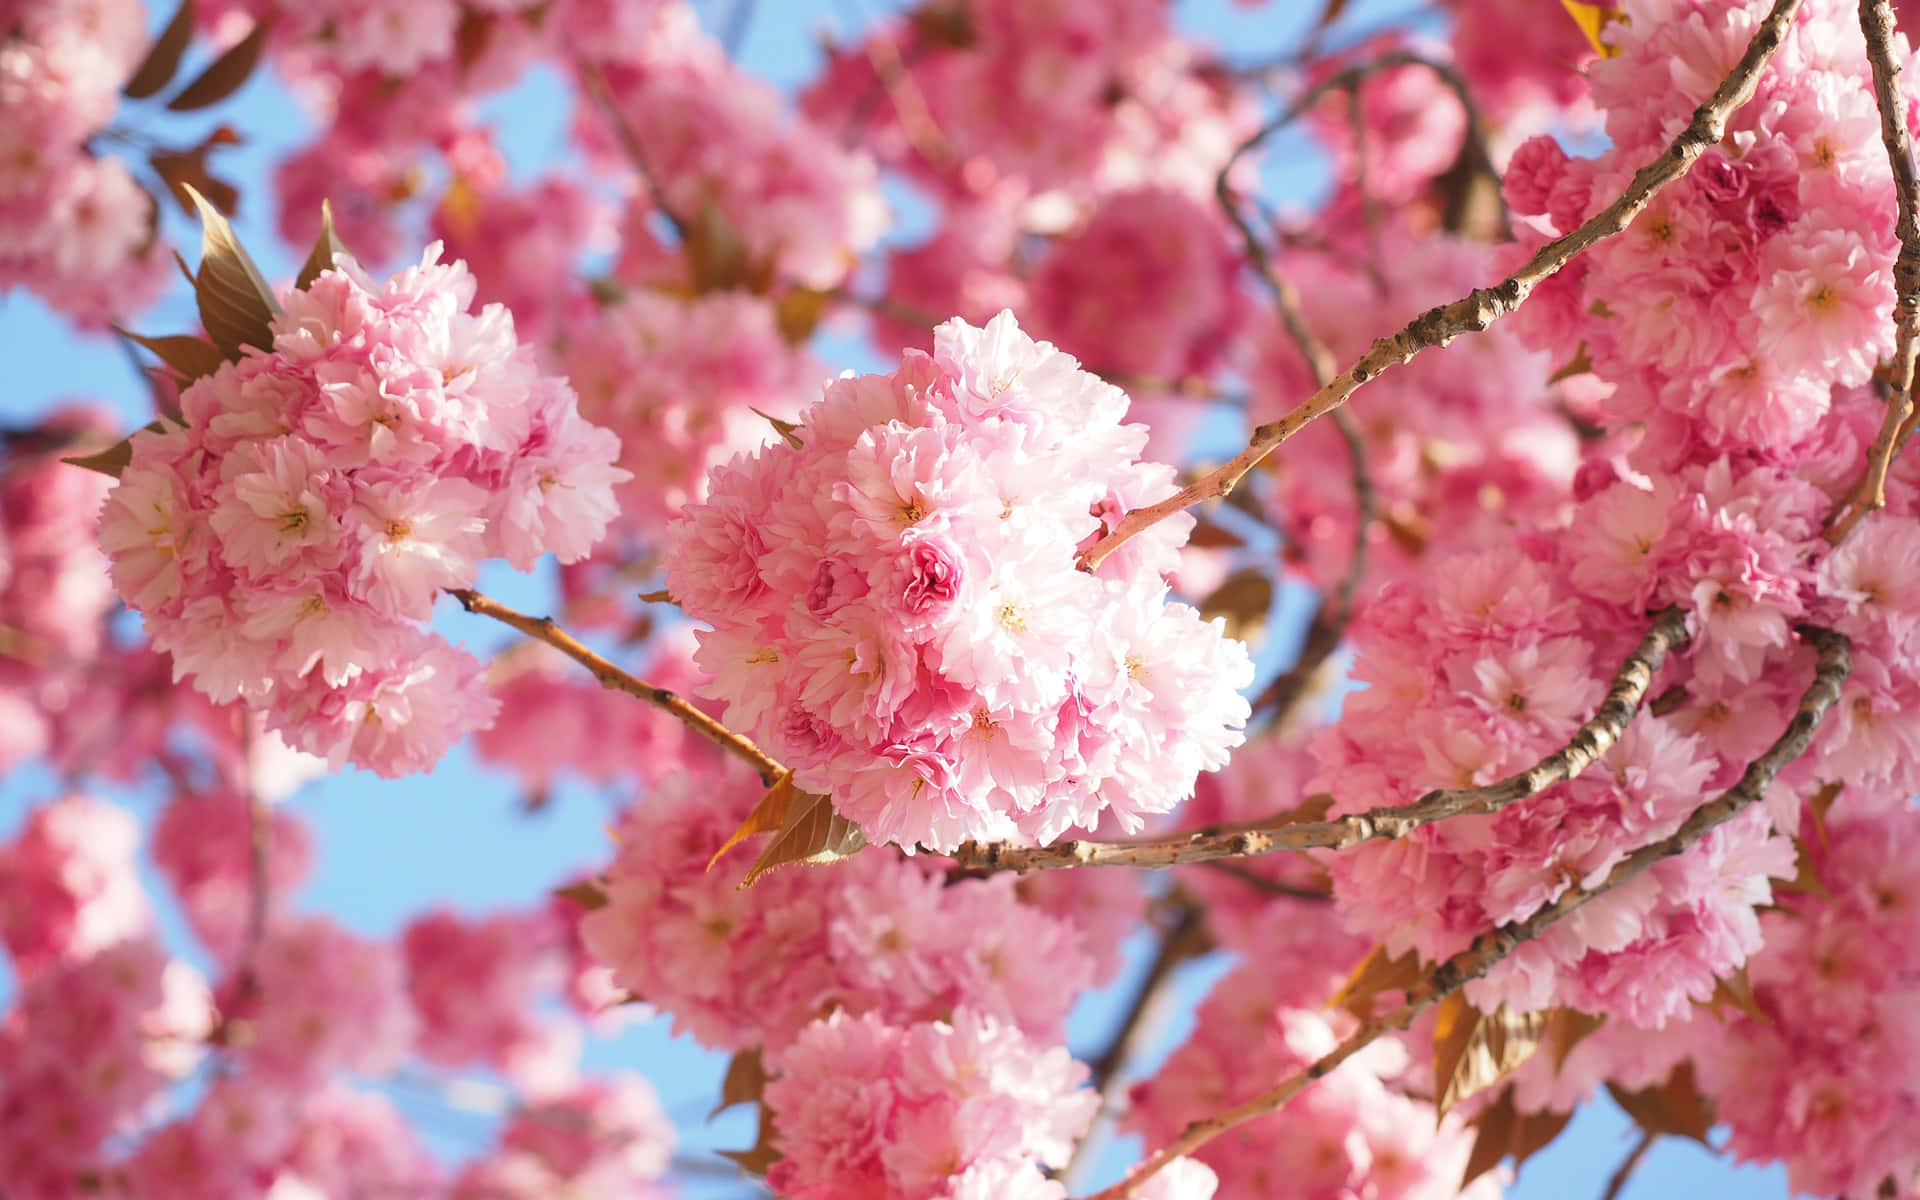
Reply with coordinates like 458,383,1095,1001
0,0,1794,1196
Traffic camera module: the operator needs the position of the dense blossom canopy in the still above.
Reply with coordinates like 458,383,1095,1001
4,0,1920,1197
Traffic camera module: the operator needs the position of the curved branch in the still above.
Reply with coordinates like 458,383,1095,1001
1088,626,1849,1198
1827,0,1920,542
1078,0,1804,571
449,588,786,787
956,607,1690,875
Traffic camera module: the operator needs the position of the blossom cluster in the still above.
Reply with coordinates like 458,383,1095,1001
0,0,173,325
579,767,1101,1054
665,311,1253,852
97,247,627,777
763,1007,1098,1200
1129,906,1490,1200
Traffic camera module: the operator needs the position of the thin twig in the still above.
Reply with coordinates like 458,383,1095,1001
1078,0,1803,572
1827,0,1920,542
1087,626,1849,1198
956,607,1689,875
1600,1130,1657,1200
578,62,690,240
1061,905,1210,1190
449,588,786,786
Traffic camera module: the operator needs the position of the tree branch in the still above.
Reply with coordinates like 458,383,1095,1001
1600,1130,1657,1200
955,607,1689,875
1826,0,1920,542
1061,904,1211,1190
449,588,786,786
1078,0,1803,571
1086,625,1849,1199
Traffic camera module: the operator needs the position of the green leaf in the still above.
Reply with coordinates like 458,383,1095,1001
183,183,280,361
741,790,865,887
123,0,197,100
166,20,269,111
294,199,352,292
113,327,225,384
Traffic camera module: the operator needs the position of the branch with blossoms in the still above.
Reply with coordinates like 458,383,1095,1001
1827,0,1920,542
1092,624,1850,1200
447,589,787,787
1078,0,1802,571
953,606,1689,875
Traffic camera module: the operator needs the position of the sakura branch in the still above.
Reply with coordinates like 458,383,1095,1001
447,588,787,787
1078,0,1803,571
1090,625,1850,1200
1826,0,1920,542
954,606,1690,875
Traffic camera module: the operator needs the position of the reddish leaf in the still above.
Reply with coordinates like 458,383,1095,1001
123,0,197,99
1200,568,1273,645
150,142,239,218
1561,0,1627,57
1608,1063,1714,1145
1331,943,1425,1018
113,327,224,384
1462,1086,1575,1188
183,184,281,361
741,790,866,887
294,200,352,292
1433,995,1547,1117
718,1102,781,1177
751,407,803,450
62,418,172,479
166,20,269,111
711,1049,767,1119
552,880,608,911
709,772,797,871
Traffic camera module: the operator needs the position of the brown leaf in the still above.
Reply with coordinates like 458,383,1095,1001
113,327,224,384
123,0,197,99
1315,0,1352,28
1805,780,1844,850
61,418,172,479
1186,517,1245,550
1704,964,1769,1025
294,199,352,292
774,286,833,345
685,196,762,295
166,19,269,111
1200,569,1273,645
711,1048,767,1118
1548,342,1594,384
1462,1086,1577,1188
1433,996,1548,1117
1560,0,1626,57
552,880,608,911
1544,1007,1605,1072
741,790,866,887
717,1101,781,1177
709,772,797,871
1607,1063,1713,1145
750,407,803,450
1330,943,1425,1018
184,184,281,361
150,126,243,218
